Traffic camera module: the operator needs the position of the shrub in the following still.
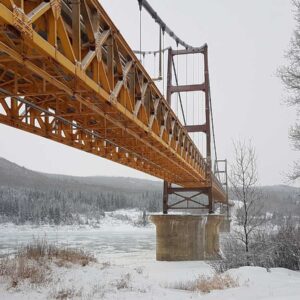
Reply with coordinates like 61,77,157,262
170,273,239,293
101,261,111,270
0,255,49,287
263,221,300,270
134,211,149,227
19,238,96,267
52,287,82,300
0,239,97,287
212,219,300,272
116,273,131,290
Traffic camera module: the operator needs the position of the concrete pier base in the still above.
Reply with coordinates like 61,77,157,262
150,215,206,261
150,214,224,261
205,215,223,259
219,218,231,233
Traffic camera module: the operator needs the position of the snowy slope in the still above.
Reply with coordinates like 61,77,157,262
1,255,300,300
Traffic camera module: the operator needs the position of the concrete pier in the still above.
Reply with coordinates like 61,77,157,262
150,215,207,261
205,215,223,259
219,217,231,233
150,214,224,261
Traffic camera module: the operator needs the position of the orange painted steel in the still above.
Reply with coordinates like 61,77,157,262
0,0,226,203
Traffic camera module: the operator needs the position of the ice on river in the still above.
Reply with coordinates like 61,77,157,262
0,209,155,256
0,209,300,299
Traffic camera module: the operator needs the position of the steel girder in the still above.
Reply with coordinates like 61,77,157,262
0,0,226,203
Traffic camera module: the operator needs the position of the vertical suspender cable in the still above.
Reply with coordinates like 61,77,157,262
162,29,165,97
137,1,221,179
176,43,179,117
172,57,187,125
205,52,219,177
153,52,156,78
192,53,195,143
138,0,142,62
185,55,188,125
200,54,204,153
196,54,203,153
159,27,162,79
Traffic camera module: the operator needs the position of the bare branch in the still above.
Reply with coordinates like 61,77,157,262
279,0,300,180
230,139,265,254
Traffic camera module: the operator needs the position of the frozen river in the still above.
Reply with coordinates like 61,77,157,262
0,223,156,257
1,220,300,300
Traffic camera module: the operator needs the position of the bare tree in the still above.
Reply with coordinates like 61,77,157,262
230,140,265,254
279,0,300,179
211,143,299,273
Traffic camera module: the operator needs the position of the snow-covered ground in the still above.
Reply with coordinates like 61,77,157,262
0,209,300,299
1,252,300,299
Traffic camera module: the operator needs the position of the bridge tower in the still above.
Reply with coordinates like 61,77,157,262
163,45,215,214
151,45,229,261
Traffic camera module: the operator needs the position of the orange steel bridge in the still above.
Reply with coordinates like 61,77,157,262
0,0,227,213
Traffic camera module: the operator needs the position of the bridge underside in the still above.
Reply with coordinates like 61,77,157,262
0,0,226,204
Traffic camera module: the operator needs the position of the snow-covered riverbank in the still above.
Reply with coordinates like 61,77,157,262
1,251,300,300
1,209,300,299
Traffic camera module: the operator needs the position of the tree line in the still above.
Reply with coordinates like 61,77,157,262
0,187,162,225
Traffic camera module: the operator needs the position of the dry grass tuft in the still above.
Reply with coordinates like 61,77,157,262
52,248,96,267
116,273,131,290
53,287,82,300
171,273,239,294
134,266,143,274
101,261,111,270
0,239,96,288
20,238,96,267
0,255,49,287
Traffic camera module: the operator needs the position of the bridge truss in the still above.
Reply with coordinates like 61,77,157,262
0,0,227,211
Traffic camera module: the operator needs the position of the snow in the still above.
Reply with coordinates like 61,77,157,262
0,209,300,299
1,254,300,299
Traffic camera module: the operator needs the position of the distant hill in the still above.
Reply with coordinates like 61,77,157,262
228,185,300,218
0,157,162,193
0,157,163,224
0,157,299,220
258,185,300,215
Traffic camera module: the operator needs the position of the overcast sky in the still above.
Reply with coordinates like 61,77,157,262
0,0,298,186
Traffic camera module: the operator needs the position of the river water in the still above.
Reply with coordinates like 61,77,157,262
0,224,156,257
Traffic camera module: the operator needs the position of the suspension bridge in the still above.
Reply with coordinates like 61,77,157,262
0,0,229,260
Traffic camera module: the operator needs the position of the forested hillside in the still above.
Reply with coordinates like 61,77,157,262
0,157,299,225
0,158,162,224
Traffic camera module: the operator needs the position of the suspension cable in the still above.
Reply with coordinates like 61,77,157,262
133,47,170,56
137,0,220,175
172,57,187,126
137,0,198,50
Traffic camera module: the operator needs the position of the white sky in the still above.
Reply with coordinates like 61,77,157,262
0,0,298,186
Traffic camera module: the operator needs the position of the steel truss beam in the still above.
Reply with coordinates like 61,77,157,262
0,0,226,204
163,182,210,213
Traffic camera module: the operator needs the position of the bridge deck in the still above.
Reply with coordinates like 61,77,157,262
0,0,226,203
